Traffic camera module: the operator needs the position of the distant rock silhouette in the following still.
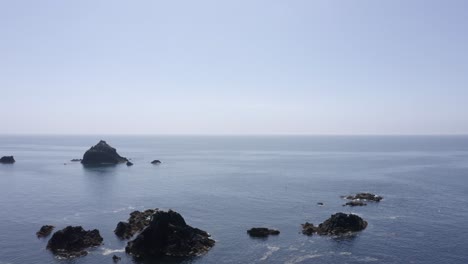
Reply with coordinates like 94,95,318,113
125,210,215,259
151,160,161,165
0,156,15,164
70,159,82,162
247,227,280,237
344,193,382,202
115,209,157,239
302,213,368,236
47,226,103,258
36,225,55,238
81,140,127,165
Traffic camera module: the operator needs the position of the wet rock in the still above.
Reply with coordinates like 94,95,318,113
151,160,161,165
115,209,157,239
247,227,280,237
317,202,324,206
345,193,382,202
47,226,103,258
343,200,367,207
302,213,368,236
125,210,215,259
81,140,127,165
0,156,15,164
37,225,55,238
70,159,82,162
126,161,134,166
112,255,121,262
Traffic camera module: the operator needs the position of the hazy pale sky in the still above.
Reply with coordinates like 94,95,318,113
1,0,467,135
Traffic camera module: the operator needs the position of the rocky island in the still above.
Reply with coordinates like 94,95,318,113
247,227,280,238
47,226,103,258
0,156,15,164
81,140,128,165
302,213,368,236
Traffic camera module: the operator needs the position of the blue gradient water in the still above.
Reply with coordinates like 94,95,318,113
0,136,467,264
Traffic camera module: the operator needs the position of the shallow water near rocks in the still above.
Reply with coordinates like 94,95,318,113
0,135,467,263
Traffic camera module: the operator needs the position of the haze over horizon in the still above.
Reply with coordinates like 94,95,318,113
1,0,467,135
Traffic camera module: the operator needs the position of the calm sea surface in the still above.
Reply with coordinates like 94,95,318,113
0,136,467,264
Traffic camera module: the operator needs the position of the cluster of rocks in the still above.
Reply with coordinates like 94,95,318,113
0,156,15,164
302,213,368,236
342,192,383,207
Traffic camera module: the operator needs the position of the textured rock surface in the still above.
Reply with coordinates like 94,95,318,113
47,226,103,258
37,225,55,238
115,209,157,239
345,193,382,202
81,140,127,165
302,213,368,236
125,210,215,259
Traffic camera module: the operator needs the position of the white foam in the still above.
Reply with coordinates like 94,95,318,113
340,252,352,255
259,246,280,261
285,254,322,264
102,248,125,256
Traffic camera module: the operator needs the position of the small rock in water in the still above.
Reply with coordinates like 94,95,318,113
0,156,15,164
112,255,121,262
343,200,367,207
70,159,82,162
47,226,103,258
247,227,280,238
317,202,324,206
345,193,382,202
151,160,161,165
126,161,133,166
302,213,368,236
81,140,128,165
36,225,55,238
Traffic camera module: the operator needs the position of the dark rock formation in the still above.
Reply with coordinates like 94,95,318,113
0,156,15,164
151,160,161,165
317,202,324,206
302,213,368,236
70,159,82,162
115,209,157,239
247,228,280,238
47,226,103,258
81,140,127,165
343,200,367,207
125,210,215,259
126,161,134,166
37,225,55,238
345,193,382,202
112,255,121,262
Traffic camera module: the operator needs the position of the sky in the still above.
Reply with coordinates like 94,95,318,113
1,0,467,135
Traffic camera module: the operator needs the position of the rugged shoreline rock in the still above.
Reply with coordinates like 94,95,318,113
81,140,127,165
37,225,55,238
0,156,15,164
47,226,103,258
125,210,215,259
344,193,382,202
247,228,280,238
115,209,157,239
302,213,368,236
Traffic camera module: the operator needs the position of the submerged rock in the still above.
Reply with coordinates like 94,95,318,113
115,209,157,239
247,227,280,237
151,160,161,165
37,225,55,238
70,159,82,162
125,210,215,259
81,140,127,165
0,156,15,164
343,200,367,207
47,226,103,258
112,255,121,262
345,193,382,202
126,161,134,166
302,213,368,236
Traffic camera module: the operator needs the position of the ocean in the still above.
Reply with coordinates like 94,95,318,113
0,135,467,264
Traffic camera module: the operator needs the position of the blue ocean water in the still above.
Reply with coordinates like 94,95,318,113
0,135,467,264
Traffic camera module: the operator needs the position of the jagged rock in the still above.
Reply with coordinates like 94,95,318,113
302,213,368,236
81,140,127,165
37,225,55,238
112,255,121,262
47,226,103,258
0,156,15,164
70,159,82,162
125,210,215,259
151,160,161,165
126,161,134,166
115,209,157,239
343,200,367,207
345,193,382,202
247,228,280,237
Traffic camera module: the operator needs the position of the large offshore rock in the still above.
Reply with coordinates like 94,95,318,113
47,226,103,258
81,140,127,165
302,213,368,236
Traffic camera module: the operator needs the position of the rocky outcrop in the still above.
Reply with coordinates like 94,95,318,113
302,213,368,236
247,228,280,237
0,156,15,164
125,210,215,259
345,193,382,202
112,255,121,262
343,200,367,207
151,160,161,165
37,225,55,238
81,140,127,165
70,159,82,162
47,226,103,258
126,161,134,166
115,209,157,239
